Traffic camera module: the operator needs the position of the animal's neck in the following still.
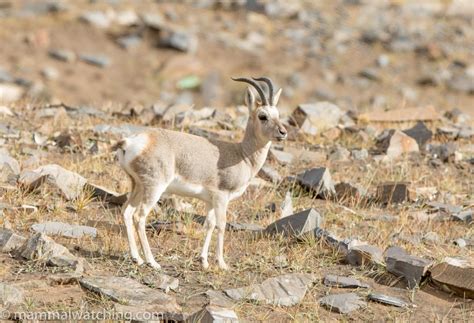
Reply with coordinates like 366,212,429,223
240,122,271,174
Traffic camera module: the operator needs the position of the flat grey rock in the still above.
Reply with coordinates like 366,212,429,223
80,10,112,28
0,282,24,306
0,84,23,102
48,49,76,62
319,293,367,314
19,164,87,200
115,303,183,322
225,273,315,306
143,274,179,293
426,201,462,215
269,148,294,165
385,246,433,288
346,244,384,267
80,276,180,310
451,210,473,223
206,290,235,308
296,167,336,198
159,30,198,53
323,275,369,289
188,305,238,323
117,34,142,49
79,54,111,68
328,146,350,162
258,164,282,184
265,208,323,238
368,293,409,307
227,222,264,232
20,233,85,271
31,221,97,239
0,228,27,252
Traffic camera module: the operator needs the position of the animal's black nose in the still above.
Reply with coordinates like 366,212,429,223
279,127,287,136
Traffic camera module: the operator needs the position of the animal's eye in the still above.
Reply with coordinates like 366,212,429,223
258,114,268,121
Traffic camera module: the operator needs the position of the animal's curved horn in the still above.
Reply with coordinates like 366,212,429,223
252,77,274,105
231,77,268,106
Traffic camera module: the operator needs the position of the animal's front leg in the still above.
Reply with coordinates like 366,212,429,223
200,204,216,270
214,198,229,270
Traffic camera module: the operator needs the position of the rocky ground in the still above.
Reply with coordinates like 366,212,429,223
0,0,473,322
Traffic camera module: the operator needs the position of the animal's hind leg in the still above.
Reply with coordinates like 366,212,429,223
135,183,168,270
123,178,143,265
200,202,216,270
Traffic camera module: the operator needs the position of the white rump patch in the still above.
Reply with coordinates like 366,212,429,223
121,133,149,168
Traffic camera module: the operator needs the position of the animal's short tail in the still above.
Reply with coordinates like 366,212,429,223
112,138,129,167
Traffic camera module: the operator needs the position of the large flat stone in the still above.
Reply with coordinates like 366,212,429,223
368,293,409,307
19,164,87,200
20,233,85,271
31,221,97,239
346,244,384,267
114,303,183,322
206,290,235,308
225,273,315,306
186,306,238,323
143,274,179,293
323,275,369,289
430,257,474,299
319,293,367,314
265,208,323,238
385,246,433,288
80,276,181,311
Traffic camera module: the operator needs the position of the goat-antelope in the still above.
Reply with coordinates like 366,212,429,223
115,77,287,270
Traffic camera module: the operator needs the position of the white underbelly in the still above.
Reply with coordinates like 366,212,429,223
165,177,211,202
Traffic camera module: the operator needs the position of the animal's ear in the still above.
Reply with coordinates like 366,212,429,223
273,88,282,106
244,86,256,112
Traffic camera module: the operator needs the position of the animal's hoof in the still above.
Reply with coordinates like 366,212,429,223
218,261,229,271
133,257,144,266
201,259,210,270
147,260,161,270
